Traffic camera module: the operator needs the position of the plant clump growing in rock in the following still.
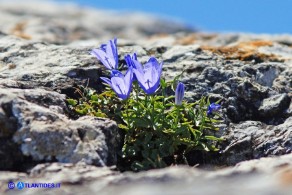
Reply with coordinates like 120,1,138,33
67,38,223,171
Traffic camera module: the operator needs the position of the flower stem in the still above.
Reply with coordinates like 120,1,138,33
125,99,130,130
151,95,155,129
175,105,181,128
162,84,166,129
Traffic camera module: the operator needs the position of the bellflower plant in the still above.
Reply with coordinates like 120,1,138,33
67,38,223,172
175,82,185,105
90,38,118,70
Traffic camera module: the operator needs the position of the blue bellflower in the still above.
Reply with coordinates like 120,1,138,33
91,38,118,70
207,103,221,116
133,57,163,95
175,82,185,105
100,68,133,100
124,53,138,67
124,53,143,80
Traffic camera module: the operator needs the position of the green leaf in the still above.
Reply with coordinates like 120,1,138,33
67,99,77,106
160,78,167,88
204,136,225,141
90,94,99,101
118,124,128,130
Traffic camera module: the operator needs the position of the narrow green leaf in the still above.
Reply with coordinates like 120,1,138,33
67,99,77,106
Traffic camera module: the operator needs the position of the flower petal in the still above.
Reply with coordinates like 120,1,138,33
207,103,221,115
124,67,133,87
106,39,118,69
133,53,138,60
111,70,124,78
133,57,163,95
125,53,143,73
133,68,147,92
111,76,127,99
100,44,107,52
100,77,112,86
124,67,133,97
91,49,112,70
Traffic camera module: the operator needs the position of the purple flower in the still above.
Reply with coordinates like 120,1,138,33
91,38,118,70
125,53,142,71
175,82,185,105
100,68,133,100
125,53,143,80
207,103,221,115
133,57,163,95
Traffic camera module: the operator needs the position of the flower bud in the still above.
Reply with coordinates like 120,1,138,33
175,82,185,105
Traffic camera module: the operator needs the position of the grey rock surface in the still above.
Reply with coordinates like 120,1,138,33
0,0,292,194
221,118,292,165
1,154,292,194
259,93,291,118
0,88,120,170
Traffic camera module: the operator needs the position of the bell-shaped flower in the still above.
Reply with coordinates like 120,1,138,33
125,53,142,70
91,38,118,70
207,103,221,115
175,82,185,105
133,57,163,95
100,68,133,100
124,53,143,80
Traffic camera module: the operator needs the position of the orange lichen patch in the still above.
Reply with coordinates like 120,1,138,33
8,64,16,69
11,22,31,40
202,40,282,62
175,34,196,45
279,167,292,187
148,33,170,40
237,40,273,49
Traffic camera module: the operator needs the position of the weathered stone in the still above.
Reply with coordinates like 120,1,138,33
259,93,291,119
1,154,292,194
221,118,292,165
255,63,279,87
0,89,120,170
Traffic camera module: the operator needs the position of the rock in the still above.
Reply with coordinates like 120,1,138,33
255,63,279,87
0,88,120,170
1,154,292,194
259,93,291,121
221,118,292,165
0,35,104,91
162,45,201,62
0,0,193,44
